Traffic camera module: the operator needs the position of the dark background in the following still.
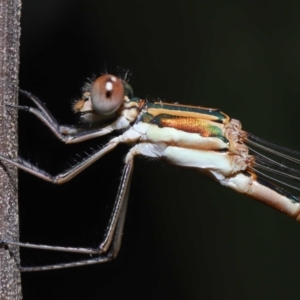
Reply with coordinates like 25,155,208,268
19,1,300,299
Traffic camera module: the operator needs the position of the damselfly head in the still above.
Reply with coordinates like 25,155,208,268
73,74,127,123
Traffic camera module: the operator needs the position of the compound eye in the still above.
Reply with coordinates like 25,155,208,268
91,74,124,115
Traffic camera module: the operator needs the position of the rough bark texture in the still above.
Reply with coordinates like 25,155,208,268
0,0,22,299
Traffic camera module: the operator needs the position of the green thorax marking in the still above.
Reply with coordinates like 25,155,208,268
139,112,228,143
144,101,230,124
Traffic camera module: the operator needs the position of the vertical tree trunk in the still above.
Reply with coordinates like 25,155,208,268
0,0,22,299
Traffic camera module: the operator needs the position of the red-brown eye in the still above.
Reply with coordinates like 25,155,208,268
91,74,124,115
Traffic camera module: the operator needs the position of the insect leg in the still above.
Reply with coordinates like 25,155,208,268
13,90,131,144
5,161,134,271
0,141,118,183
0,128,143,270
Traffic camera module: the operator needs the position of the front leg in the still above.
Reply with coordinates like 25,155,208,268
16,90,130,143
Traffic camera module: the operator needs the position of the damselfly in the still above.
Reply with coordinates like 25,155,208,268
2,74,300,271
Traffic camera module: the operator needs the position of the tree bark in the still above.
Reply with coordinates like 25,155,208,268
0,0,22,299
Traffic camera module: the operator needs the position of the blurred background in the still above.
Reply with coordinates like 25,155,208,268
19,1,300,299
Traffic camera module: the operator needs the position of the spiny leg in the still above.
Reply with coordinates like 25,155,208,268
0,127,142,270
0,141,118,183
5,161,134,271
16,90,130,144
0,124,143,183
